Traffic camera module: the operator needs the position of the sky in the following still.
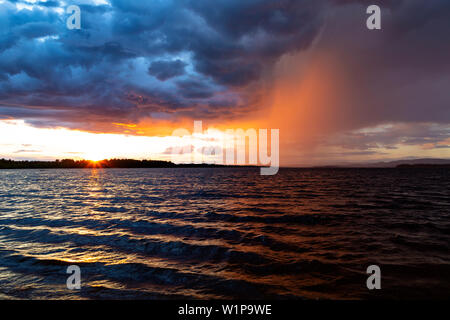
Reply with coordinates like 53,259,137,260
0,0,449,166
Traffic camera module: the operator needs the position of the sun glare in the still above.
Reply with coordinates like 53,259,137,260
0,120,177,161
85,154,105,162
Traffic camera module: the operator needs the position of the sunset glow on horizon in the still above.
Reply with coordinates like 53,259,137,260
1,118,448,167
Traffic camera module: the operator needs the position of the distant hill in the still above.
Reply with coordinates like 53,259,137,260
314,158,450,168
396,163,450,168
361,158,450,168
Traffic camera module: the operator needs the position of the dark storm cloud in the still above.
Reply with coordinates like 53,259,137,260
176,79,215,99
0,0,449,148
148,60,187,81
0,0,330,130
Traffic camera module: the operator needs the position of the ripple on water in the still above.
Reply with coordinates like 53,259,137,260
0,167,449,299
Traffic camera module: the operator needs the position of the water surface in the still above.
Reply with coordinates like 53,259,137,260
0,168,449,299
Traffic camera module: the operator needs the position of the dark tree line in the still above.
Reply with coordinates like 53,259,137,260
0,158,234,169
0,159,89,169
